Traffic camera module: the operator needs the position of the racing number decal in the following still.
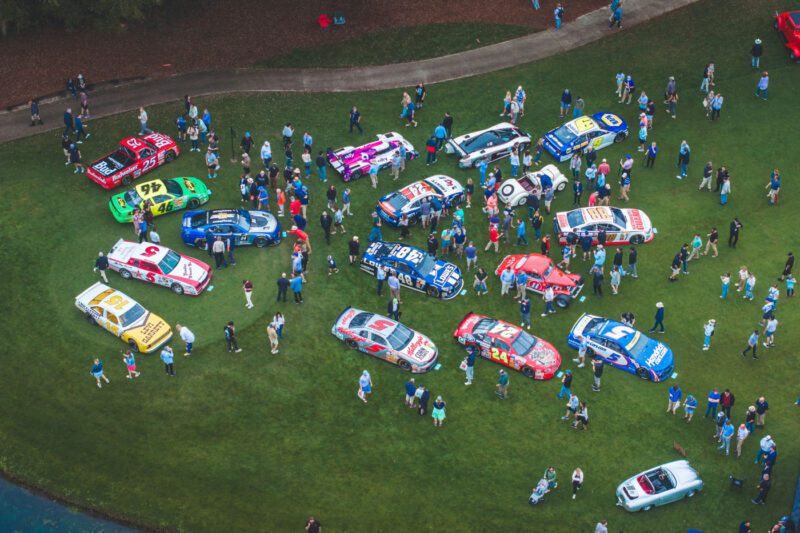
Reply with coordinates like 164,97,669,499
141,246,160,257
183,179,196,193
604,325,635,340
104,294,129,310
489,323,516,339
139,182,162,195
600,113,623,127
489,347,510,366
146,272,156,283
141,156,157,173
592,137,603,148
392,246,425,264
369,319,394,331
156,201,174,214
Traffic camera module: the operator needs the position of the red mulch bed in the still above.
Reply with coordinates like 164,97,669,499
0,0,606,109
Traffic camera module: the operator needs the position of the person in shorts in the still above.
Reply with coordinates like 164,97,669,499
90,358,110,388
432,396,446,427
123,350,141,379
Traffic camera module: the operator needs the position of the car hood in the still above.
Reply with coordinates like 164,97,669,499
248,211,278,233
429,261,462,290
400,334,438,367
665,460,701,485
126,313,172,351
546,268,581,288
623,209,652,232
170,256,212,285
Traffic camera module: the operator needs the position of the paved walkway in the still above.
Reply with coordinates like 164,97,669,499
0,0,698,145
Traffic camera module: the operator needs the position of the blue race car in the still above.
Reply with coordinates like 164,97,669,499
360,241,464,300
181,209,281,248
543,112,628,162
376,175,464,227
567,313,673,381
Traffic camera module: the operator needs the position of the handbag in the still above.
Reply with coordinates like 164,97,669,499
459,358,468,371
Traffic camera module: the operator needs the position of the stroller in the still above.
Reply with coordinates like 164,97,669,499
528,478,549,506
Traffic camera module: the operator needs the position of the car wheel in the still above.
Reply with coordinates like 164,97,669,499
426,286,440,298
128,339,139,352
165,150,176,162
614,132,626,143
345,339,358,349
556,180,567,192
170,283,184,295
351,169,363,180
555,294,571,308
195,238,207,249
641,505,653,512
121,175,132,186
686,490,696,498
187,198,200,209
500,183,515,198
636,367,650,380
85,313,96,325
119,269,132,280
254,237,269,247
630,234,644,245
522,367,535,379
398,359,412,371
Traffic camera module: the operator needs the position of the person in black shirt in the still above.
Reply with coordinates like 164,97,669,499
268,164,280,189
669,253,681,281
94,252,109,283
780,252,794,280
442,112,453,138
591,357,603,391
597,229,607,247
349,106,363,134
276,273,290,302
704,227,719,257
729,217,743,248
715,165,728,192
526,193,540,219
591,266,603,296
613,248,623,269
621,311,635,326
427,233,439,256
240,132,254,155
348,236,360,264
305,516,321,533
752,473,771,504
224,321,241,353
680,244,689,274
584,145,597,168
320,211,333,244
626,247,638,278
418,387,430,416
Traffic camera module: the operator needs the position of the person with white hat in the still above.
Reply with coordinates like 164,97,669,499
751,38,763,69
93,251,109,283
703,319,716,350
649,302,665,333
736,423,750,458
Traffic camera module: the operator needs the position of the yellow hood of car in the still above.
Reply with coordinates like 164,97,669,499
125,314,172,352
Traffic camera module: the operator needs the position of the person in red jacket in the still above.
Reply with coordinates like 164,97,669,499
289,197,302,217
484,224,502,252
289,226,312,252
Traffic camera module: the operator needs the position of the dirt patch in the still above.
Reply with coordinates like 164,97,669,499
0,0,607,108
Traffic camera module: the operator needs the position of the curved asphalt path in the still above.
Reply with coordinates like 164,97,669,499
0,0,698,145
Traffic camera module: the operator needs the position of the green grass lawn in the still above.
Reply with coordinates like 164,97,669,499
257,23,535,68
1,0,799,530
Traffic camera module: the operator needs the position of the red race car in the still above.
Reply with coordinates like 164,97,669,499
86,133,180,189
495,253,584,308
775,11,800,61
454,313,560,379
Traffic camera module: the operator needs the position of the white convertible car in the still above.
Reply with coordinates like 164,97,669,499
445,123,531,168
616,460,703,512
497,165,569,206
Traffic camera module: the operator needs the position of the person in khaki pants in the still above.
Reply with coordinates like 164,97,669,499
736,424,749,458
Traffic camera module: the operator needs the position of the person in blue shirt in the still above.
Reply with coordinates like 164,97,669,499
349,107,363,134
404,378,417,407
290,274,304,303
676,141,691,180
767,170,780,205
593,245,606,269
257,186,269,211
342,188,352,216
479,159,488,187
741,330,759,359
160,346,176,376
515,219,528,246
63,108,74,136
719,419,735,455
683,394,698,422
90,358,110,388
648,302,665,333
520,297,531,330
465,241,477,271
667,385,682,415
74,115,90,143
515,270,528,300
434,124,447,150
368,216,383,243
645,142,658,168
303,131,313,151
705,388,721,418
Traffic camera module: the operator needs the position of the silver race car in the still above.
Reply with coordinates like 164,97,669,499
445,122,531,168
616,460,703,512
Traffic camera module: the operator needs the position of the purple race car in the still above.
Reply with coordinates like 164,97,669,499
327,132,418,182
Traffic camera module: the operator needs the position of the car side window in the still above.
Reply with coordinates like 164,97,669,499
139,261,157,272
598,223,617,231
493,339,511,352
583,224,598,233
106,313,119,325
91,305,103,315
140,148,155,158
409,200,422,210
207,225,220,233
370,333,386,345
607,341,622,352
396,263,411,274
528,270,543,281
358,330,369,339
152,194,171,204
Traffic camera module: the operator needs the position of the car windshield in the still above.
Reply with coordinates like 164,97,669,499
123,189,143,207
189,213,207,228
158,250,182,274
472,318,493,336
625,333,651,358
387,323,415,350
119,304,146,328
462,131,501,150
417,254,436,275
585,317,607,334
543,264,554,278
567,210,585,227
511,331,537,355
552,124,578,144
610,207,628,227
165,179,183,196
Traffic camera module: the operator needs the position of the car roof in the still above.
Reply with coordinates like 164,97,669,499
596,320,637,343
425,175,463,195
567,116,600,135
515,254,552,273
111,240,170,264
207,209,245,224
579,207,614,224
81,284,139,314
133,179,166,198
338,307,401,335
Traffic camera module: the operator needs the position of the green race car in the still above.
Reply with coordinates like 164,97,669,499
109,177,211,223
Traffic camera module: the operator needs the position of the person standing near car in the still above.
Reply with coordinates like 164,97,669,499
496,370,509,399
591,357,603,392
520,296,531,330
464,343,476,385
160,345,176,377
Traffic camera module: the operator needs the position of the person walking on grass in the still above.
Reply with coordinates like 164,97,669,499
357,370,372,403
752,474,771,505
751,38,763,68
683,394,698,422
702,319,716,350
496,369,509,399
558,369,573,399
432,396,447,427
123,350,140,379
719,272,731,299
591,356,603,392
719,419,735,456
755,72,769,100
520,296,531,330
90,358,110,388
474,267,489,296
562,393,579,421
267,323,279,354
648,302,665,333
763,316,778,348
160,345,176,376
573,335,587,368
242,279,254,309
667,385,682,415
138,107,153,135
741,330,759,359
349,106,363,133
610,266,621,295
736,424,750,458
571,468,584,499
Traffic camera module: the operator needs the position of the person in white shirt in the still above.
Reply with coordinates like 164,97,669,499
260,140,272,169
763,317,778,347
138,107,153,135
571,468,584,499
595,520,608,533
703,319,716,350
736,424,750,458
176,324,196,356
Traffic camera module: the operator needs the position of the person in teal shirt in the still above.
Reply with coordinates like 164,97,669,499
719,419,735,455
786,275,795,297
683,394,698,422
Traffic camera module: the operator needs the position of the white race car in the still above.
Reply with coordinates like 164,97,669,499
553,206,654,246
497,165,569,207
445,122,531,168
107,239,213,295
616,460,703,512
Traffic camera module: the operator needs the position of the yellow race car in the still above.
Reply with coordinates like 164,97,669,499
108,176,211,223
75,282,172,352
